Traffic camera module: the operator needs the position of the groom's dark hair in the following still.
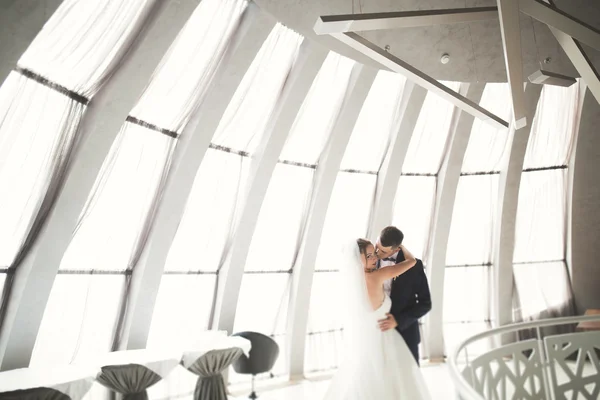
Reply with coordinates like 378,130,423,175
380,226,404,248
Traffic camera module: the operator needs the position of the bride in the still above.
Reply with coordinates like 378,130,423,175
322,238,431,399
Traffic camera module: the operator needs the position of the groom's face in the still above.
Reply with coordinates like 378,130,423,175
375,240,398,259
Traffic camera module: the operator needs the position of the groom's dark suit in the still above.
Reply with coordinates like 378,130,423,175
381,249,431,365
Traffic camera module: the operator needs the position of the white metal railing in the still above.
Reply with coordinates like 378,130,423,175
447,315,600,400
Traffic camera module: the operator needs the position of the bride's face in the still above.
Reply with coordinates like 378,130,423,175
361,244,378,269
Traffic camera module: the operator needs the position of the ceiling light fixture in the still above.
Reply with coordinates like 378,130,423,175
441,53,450,64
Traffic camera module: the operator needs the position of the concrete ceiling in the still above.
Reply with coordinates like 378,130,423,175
255,0,600,82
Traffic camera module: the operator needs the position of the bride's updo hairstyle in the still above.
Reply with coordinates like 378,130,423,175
356,238,371,256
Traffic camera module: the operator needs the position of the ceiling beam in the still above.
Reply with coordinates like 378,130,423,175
543,0,600,104
325,31,509,129
496,0,528,129
314,7,498,34
520,0,600,52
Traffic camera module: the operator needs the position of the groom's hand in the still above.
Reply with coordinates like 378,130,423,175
378,313,398,332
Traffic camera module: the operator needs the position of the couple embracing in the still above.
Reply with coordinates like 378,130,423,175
323,226,432,399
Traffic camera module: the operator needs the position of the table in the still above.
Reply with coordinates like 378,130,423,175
576,309,600,332
87,350,180,400
0,365,98,399
181,335,252,400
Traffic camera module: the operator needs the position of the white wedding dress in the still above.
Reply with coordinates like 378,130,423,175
322,242,431,400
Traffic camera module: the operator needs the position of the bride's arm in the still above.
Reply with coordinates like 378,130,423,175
373,249,417,282
399,244,414,261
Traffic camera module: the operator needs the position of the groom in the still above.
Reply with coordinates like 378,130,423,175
375,226,432,365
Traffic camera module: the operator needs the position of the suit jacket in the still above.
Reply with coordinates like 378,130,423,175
386,249,432,347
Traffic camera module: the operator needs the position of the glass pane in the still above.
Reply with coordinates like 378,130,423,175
443,266,490,323
147,274,217,350
402,82,460,174
444,322,491,358
514,261,571,318
305,271,346,373
462,83,511,173
315,172,376,271
245,164,313,272
340,71,406,172
166,149,250,273
446,175,499,266
391,176,436,263
307,271,345,333
304,330,344,374
60,125,175,272
513,169,566,263
234,273,290,336
279,52,355,165
524,84,580,169
211,24,302,154
31,274,126,366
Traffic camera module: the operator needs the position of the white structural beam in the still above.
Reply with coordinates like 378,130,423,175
551,30,600,104
565,81,587,281
520,0,600,52
211,41,328,335
426,83,485,360
368,82,428,239
496,0,528,129
287,66,377,378
0,0,202,371
543,0,600,105
314,7,498,35
494,84,542,333
0,0,62,85
120,5,274,350
325,31,509,130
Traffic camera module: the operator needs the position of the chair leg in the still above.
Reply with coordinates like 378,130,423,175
249,375,257,399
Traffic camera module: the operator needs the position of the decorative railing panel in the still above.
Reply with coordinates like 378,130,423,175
544,331,600,400
447,315,600,400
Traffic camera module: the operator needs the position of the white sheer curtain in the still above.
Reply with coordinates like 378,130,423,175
210,25,303,154
340,71,406,173
392,82,461,265
31,0,247,368
305,71,406,374
229,52,355,384
461,84,512,174
147,24,304,396
279,53,356,165
400,82,461,174
443,83,511,356
0,0,154,269
0,76,84,267
513,84,580,324
306,172,377,373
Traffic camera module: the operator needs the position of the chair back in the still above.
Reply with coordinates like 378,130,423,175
231,332,279,375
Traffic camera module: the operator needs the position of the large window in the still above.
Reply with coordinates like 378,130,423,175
31,0,247,367
443,83,511,356
146,23,304,395
0,0,154,314
513,84,580,321
393,82,461,263
228,52,355,383
305,71,406,373
392,82,460,359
